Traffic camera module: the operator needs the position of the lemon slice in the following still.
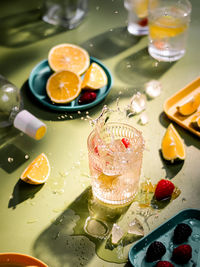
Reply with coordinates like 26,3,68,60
177,93,200,116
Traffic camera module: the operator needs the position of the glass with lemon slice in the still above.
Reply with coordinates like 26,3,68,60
148,0,191,62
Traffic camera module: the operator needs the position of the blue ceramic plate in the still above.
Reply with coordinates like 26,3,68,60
129,208,200,266
28,57,112,111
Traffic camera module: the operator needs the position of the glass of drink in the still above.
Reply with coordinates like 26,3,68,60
148,0,191,62
87,121,144,205
42,0,88,29
124,0,149,36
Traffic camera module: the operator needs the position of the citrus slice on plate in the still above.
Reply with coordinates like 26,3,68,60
177,93,200,116
191,112,200,130
81,62,108,90
46,70,82,103
48,43,90,75
161,123,185,163
20,153,50,185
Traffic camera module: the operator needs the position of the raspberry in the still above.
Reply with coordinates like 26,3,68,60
172,244,192,264
156,261,174,267
78,91,97,105
138,18,148,27
154,179,175,201
146,241,166,262
121,138,130,148
173,223,192,244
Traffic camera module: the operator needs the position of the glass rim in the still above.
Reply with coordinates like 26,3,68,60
148,0,192,14
87,122,144,158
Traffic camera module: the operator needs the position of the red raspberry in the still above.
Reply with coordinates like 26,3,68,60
154,179,175,201
78,91,97,105
121,138,130,148
172,244,192,264
138,18,148,27
156,261,174,267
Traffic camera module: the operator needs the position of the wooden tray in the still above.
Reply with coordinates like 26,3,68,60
164,76,200,137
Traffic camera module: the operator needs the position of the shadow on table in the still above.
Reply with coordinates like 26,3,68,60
0,8,66,48
159,112,200,150
8,179,43,209
159,112,200,178
81,26,142,60
115,47,176,87
33,187,135,266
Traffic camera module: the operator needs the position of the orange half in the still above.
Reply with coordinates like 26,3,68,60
20,153,50,185
177,93,200,116
81,62,108,90
46,70,82,103
48,43,90,75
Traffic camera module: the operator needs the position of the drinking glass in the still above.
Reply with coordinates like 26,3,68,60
124,0,149,36
87,123,144,205
42,0,88,29
148,0,191,62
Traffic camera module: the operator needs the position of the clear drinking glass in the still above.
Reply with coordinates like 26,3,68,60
124,0,149,36
42,0,88,29
148,0,191,62
87,123,144,205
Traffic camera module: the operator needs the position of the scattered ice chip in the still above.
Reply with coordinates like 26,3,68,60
111,223,124,245
128,218,144,236
144,80,162,99
138,112,149,125
130,92,146,114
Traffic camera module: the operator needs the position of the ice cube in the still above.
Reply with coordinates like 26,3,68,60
111,223,124,245
138,112,149,125
128,218,144,236
144,80,162,99
130,92,146,114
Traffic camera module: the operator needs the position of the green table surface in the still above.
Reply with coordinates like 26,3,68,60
0,0,200,266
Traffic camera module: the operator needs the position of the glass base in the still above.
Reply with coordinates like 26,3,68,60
148,46,185,62
93,190,135,206
127,24,148,36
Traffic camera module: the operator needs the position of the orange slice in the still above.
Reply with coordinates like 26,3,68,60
177,93,200,116
46,70,82,103
48,43,90,75
20,153,50,185
81,62,108,90
191,112,200,130
161,123,185,163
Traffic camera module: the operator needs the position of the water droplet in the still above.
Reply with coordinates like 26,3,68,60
8,157,14,163
70,115,73,119
25,154,29,159
114,10,119,14
96,6,100,11
77,110,81,114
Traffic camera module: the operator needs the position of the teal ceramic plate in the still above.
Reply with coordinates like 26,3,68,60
28,57,112,111
129,209,200,266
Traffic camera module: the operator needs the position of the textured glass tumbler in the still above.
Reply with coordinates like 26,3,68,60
42,0,88,29
87,123,144,205
148,0,191,62
124,0,149,36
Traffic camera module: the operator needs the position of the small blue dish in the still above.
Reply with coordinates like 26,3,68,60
129,208,200,266
28,57,113,112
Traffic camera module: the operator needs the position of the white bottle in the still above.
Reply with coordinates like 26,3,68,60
0,75,47,140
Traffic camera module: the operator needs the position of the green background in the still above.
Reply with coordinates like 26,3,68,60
0,0,200,266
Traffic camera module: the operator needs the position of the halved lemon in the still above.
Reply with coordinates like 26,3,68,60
46,70,82,103
177,93,200,116
20,153,50,185
48,43,90,75
81,62,108,90
161,123,185,163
